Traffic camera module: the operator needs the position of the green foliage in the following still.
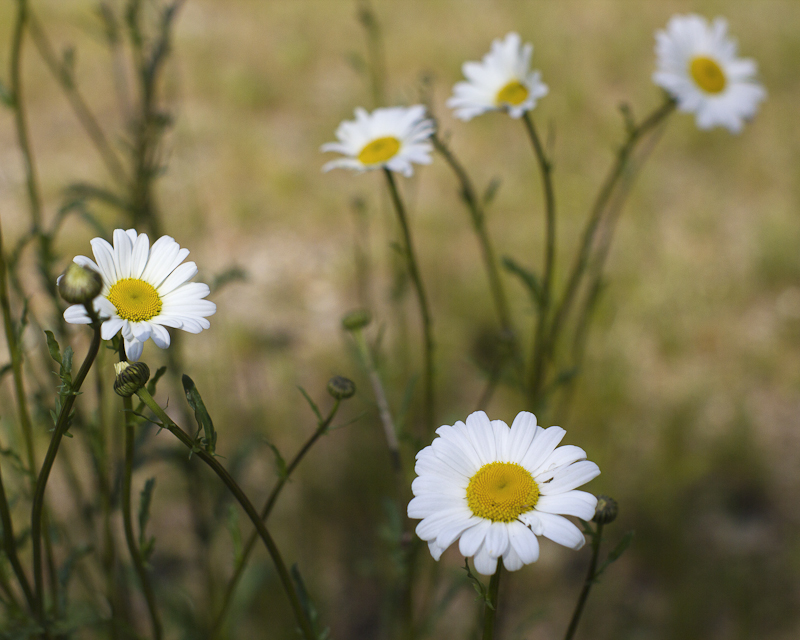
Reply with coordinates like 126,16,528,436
462,559,493,610
290,564,330,640
182,374,217,455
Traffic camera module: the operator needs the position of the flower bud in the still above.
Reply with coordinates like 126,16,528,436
592,495,618,525
58,262,102,305
327,375,355,400
114,361,150,397
341,310,371,332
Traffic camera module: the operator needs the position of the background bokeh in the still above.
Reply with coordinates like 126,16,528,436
1,1,799,638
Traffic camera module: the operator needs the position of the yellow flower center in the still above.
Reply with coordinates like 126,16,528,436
690,56,726,94
496,80,529,107
107,278,162,322
358,136,401,165
466,461,539,523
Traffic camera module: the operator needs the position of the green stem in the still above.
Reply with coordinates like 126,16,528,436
31,318,102,619
210,399,342,637
522,113,557,406
482,561,503,640
0,455,35,610
432,134,516,343
135,387,317,640
383,168,435,434
563,523,604,640
549,98,676,352
121,395,163,640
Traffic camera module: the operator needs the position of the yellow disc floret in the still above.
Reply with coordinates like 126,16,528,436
358,136,401,165
107,278,162,322
466,461,539,523
496,80,529,107
690,56,726,94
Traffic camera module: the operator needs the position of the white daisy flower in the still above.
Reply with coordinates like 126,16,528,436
408,411,600,576
321,105,434,177
447,32,549,121
653,14,766,133
62,229,216,361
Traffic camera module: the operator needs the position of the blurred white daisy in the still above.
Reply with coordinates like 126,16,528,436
62,229,216,361
321,105,434,177
408,411,599,576
653,14,766,133
447,32,549,121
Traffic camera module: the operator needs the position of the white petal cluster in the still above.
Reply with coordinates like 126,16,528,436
447,32,548,121
408,411,600,576
63,229,216,361
653,14,765,133
321,105,434,177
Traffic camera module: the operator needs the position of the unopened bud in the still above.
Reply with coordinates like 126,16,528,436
327,375,355,400
114,361,150,397
592,495,618,525
58,262,102,305
341,310,371,332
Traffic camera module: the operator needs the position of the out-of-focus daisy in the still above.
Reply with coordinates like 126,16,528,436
447,32,548,121
321,105,434,177
62,229,216,361
408,411,599,575
653,14,765,133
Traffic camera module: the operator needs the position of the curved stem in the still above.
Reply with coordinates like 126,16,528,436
383,168,435,434
31,319,102,619
482,561,503,640
522,113,557,406
135,388,317,640
121,395,163,640
563,522,604,640
432,134,514,338
0,458,35,610
549,98,676,351
210,399,342,637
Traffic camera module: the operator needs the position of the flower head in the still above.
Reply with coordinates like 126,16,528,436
63,229,216,361
447,32,548,121
321,105,434,177
408,411,600,575
653,14,766,133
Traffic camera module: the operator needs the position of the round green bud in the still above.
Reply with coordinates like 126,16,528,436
58,262,102,305
592,495,618,525
341,310,372,332
114,361,150,397
327,376,356,400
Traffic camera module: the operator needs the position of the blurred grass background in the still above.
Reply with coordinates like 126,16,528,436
1,0,800,638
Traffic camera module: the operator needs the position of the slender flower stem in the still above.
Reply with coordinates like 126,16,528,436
210,399,342,637
0,212,36,488
383,168,436,434
135,388,317,640
482,561,503,640
27,12,128,186
522,113,557,405
121,395,163,640
549,98,676,351
31,318,102,619
563,522,604,640
0,458,35,610
432,134,514,338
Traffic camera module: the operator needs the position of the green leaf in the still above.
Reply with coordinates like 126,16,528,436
45,330,62,365
147,365,167,396
290,563,329,639
462,558,493,609
263,437,288,480
297,386,323,422
482,177,501,206
502,256,543,309
210,266,247,294
182,374,217,455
